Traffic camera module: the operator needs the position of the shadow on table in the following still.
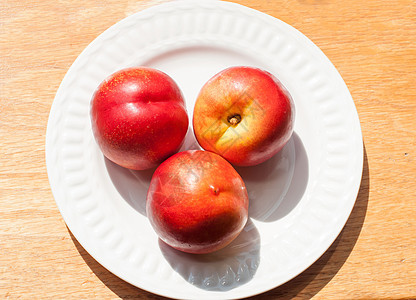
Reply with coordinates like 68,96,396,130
69,145,369,300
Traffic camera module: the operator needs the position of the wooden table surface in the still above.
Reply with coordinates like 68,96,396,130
1,0,415,299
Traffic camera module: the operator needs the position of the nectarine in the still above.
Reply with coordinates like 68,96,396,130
146,150,249,254
193,66,294,166
90,67,188,170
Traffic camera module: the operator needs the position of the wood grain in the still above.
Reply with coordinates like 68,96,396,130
1,0,415,299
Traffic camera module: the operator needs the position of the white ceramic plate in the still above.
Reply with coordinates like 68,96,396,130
46,1,363,299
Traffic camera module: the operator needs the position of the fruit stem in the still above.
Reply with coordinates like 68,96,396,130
227,114,241,126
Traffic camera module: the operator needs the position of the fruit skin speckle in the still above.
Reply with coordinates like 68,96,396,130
90,67,188,170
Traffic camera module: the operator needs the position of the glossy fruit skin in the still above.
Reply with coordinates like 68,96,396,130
146,150,249,254
193,66,294,166
91,67,188,170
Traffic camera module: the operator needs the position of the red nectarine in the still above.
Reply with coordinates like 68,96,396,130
193,66,294,166
146,150,249,254
90,67,188,170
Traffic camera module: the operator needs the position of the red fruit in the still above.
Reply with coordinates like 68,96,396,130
193,66,294,166
91,67,188,170
146,150,249,254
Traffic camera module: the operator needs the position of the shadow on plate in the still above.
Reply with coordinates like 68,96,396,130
105,158,155,216
235,132,309,222
159,219,261,291
246,144,370,299
104,126,200,216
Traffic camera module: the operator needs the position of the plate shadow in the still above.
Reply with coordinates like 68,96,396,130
105,158,156,216
159,219,261,292
235,132,308,222
104,126,200,217
247,144,369,299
